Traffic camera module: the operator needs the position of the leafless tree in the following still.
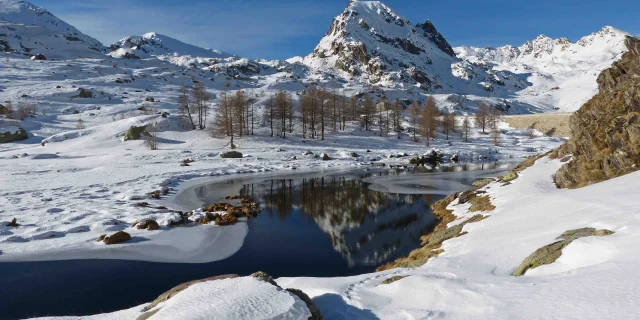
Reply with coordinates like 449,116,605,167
362,93,375,131
393,99,402,139
192,82,211,130
76,117,85,130
475,102,490,133
491,126,501,146
420,96,439,146
407,101,419,142
462,116,472,142
145,121,159,150
442,112,456,140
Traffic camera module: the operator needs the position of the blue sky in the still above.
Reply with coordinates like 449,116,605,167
33,0,639,60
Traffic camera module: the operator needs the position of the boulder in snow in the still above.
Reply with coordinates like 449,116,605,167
220,151,243,159
102,231,131,245
30,53,46,60
0,127,28,143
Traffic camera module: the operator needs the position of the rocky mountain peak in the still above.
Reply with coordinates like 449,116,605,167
305,0,476,90
416,20,455,57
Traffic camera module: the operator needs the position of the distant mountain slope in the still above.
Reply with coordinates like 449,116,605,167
108,32,233,60
0,0,105,58
455,27,629,111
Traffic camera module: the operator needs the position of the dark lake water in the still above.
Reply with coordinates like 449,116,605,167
0,162,513,319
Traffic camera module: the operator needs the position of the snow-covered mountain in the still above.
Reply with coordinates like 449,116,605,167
0,0,105,58
0,0,634,115
108,32,233,60
455,26,629,111
301,0,526,97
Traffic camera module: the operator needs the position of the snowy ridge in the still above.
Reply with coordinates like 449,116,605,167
455,26,630,111
108,32,234,60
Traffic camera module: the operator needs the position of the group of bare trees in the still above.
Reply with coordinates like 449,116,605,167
299,85,359,140
210,84,259,148
175,81,504,148
1,100,37,120
404,97,503,146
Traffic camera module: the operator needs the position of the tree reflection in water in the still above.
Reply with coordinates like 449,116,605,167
239,169,440,267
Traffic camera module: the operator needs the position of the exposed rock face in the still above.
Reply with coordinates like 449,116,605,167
554,36,640,188
513,228,614,276
416,20,455,57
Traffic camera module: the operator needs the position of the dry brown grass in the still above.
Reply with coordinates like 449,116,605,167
468,196,496,212
503,113,572,138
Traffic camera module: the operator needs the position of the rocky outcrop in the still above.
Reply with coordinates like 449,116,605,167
416,20,455,57
123,125,149,141
554,36,640,188
513,228,614,276
0,127,28,143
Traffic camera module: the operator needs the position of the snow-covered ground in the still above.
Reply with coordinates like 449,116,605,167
0,109,563,262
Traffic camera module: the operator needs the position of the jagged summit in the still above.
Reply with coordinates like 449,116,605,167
456,26,629,63
108,32,233,59
302,0,510,93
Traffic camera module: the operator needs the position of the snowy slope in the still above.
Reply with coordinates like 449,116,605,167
455,27,629,111
278,159,640,319
0,0,105,58
108,32,233,60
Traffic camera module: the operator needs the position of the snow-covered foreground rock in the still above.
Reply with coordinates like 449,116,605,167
278,158,640,319
34,274,317,320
